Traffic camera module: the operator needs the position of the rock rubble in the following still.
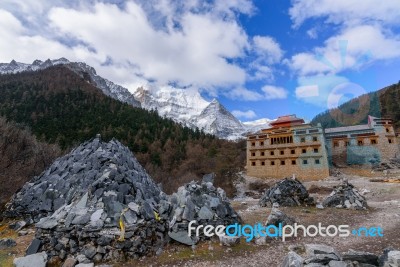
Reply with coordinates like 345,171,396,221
4,135,242,265
280,244,399,267
259,178,314,207
168,175,241,245
5,136,168,263
322,180,367,210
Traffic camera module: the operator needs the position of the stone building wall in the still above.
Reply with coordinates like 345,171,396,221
247,125,329,181
326,122,399,166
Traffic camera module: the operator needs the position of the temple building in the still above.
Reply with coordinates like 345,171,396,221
325,115,398,166
246,114,399,180
246,115,330,180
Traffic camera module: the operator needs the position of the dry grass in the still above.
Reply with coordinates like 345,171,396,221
0,221,35,267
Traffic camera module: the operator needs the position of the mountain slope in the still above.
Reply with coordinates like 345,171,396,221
193,99,246,139
0,58,141,107
0,66,245,197
311,82,400,129
133,86,248,139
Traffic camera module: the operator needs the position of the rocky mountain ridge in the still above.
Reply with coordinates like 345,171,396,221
0,58,140,108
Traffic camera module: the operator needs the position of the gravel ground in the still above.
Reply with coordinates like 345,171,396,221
130,170,400,267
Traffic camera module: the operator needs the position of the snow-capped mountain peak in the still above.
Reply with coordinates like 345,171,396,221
133,85,209,122
242,118,275,133
193,98,245,140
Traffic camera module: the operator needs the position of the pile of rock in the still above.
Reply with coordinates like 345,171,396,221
322,179,367,210
265,203,295,227
5,135,163,220
168,174,241,245
372,158,400,171
281,244,399,267
259,178,314,207
5,136,169,263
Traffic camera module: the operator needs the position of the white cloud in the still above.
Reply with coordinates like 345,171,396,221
261,85,288,100
289,25,400,75
232,109,257,119
294,74,349,108
225,85,288,101
288,0,400,77
247,35,283,82
252,36,283,63
0,0,289,103
295,85,319,98
290,0,400,28
0,9,97,65
0,0,269,97
306,28,318,39
226,87,264,101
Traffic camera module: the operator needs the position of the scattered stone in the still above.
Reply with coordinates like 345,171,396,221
289,244,305,254
75,263,94,267
9,220,26,231
372,158,400,171
48,256,62,266
168,230,198,246
18,230,28,236
35,217,58,229
62,257,77,267
342,249,379,265
305,244,342,260
77,254,89,263
259,178,315,207
328,260,349,267
304,253,340,265
322,180,367,210
219,235,240,246
202,173,215,184
26,238,41,255
385,250,400,267
330,168,343,177
13,252,47,267
266,207,295,227
254,235,267,245
0,238,16,249
281,251,304,267
198,206,214,220
83,244,97,259
282,244,381,267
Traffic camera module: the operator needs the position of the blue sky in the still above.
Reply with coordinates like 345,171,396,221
1,0,400,121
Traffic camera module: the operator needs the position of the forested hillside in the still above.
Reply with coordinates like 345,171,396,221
312,82,400,129
0,66,245,203
0,117,61,209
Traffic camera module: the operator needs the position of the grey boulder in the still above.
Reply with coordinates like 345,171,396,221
13,252,47,267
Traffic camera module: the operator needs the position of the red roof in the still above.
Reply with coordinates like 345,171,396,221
270,114,305,127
